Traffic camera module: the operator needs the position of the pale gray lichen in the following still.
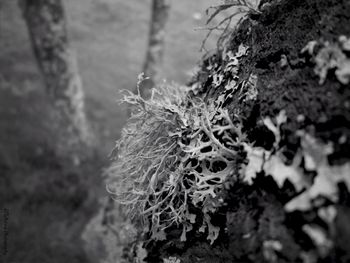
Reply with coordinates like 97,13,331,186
107,74,244,244
302,37,350,85
242,110,350,255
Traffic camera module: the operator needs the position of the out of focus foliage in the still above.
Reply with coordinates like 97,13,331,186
302,36,350,85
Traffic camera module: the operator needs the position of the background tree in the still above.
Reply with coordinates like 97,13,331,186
138,0,171,99
19,0,93,149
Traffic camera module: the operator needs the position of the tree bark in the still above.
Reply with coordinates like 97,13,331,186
139,0,170,99
20,0,92,148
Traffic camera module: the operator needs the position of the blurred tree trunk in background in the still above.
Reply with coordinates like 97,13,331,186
19,0,93,149
139,0,170,99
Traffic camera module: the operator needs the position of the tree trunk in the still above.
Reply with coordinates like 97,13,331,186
139,0,170,99
20,0,92,148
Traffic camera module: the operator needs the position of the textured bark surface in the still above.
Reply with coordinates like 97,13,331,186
139,0,170,99
20,0,92,148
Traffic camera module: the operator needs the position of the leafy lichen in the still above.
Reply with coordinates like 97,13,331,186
242,109,350,255
302,36,350,85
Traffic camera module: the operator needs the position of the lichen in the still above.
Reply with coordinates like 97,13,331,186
302,36,350,85
107,74,244,244
242,110,350,255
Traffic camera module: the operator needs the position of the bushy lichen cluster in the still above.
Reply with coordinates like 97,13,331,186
106,74,244,243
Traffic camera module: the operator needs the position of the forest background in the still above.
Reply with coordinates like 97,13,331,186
0,0,225,262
